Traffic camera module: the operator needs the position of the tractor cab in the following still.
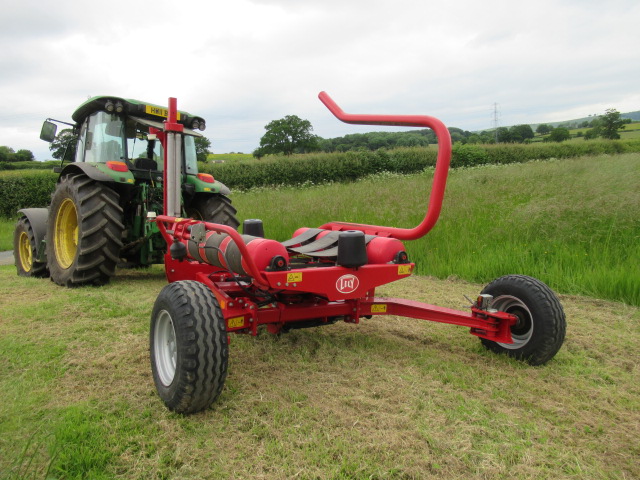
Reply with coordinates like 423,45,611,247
41,96,212,188
69,96,204,179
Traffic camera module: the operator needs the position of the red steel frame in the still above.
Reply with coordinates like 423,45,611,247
154,94,516,344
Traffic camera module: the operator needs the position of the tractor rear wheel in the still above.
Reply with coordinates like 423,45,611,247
13,216,48,277
46,174,124,287
150,280,228,414
480,275,566,365
186,194,239,229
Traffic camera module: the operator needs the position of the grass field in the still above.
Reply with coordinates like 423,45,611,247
0,217,12,250
1,153,638,305
230,153,640,306
1,154,638,478
207,152,254,163
532,122,640,142
0,266,638,479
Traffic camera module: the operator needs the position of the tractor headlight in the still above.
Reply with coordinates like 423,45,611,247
105,100,115,112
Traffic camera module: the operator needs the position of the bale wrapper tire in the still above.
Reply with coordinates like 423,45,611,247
480,275,566,365
150,280,229,414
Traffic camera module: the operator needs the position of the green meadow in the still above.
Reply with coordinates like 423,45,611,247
230,153,640,306
0,153,638,478
1,153,638,305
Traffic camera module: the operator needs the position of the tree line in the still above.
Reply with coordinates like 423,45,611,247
5,108,630,162
251,108,632,157
0,146,35,162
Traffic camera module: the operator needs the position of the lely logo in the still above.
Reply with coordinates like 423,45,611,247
336,274,359,294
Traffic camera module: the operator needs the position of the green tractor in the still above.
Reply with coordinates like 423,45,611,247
14,96,239,287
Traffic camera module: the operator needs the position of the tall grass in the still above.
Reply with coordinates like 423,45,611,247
231,154,640,306
1,153,637,304
0,218,14,250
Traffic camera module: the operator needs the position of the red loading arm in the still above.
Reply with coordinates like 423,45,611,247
317,92,452,241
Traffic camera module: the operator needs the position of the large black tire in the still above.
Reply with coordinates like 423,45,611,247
150,281,229,414
13,216,48,278
480,275,566,366
186,194,239,230
46,174,124,287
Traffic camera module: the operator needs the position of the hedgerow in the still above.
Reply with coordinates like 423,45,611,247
0,160,59,171
0,170,57,217
202,139,640,190
1,139,639,217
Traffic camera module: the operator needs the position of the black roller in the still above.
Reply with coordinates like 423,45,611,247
243,219,264,238
337,230,368,268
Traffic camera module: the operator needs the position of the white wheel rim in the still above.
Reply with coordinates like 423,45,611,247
154,310,177,386
492,295,534,349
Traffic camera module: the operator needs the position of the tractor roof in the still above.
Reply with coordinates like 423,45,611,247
71,96,206,131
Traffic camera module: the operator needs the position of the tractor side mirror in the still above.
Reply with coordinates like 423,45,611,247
40,121,57,142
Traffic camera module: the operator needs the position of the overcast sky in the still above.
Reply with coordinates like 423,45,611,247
1,0,639,160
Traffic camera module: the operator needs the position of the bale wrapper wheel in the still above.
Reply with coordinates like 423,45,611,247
150,93,566,414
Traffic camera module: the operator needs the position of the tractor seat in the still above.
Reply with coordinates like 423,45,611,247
134,157,158,171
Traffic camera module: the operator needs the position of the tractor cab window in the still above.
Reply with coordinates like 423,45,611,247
126,119,163,171
77,111,125,164
184,135,198,175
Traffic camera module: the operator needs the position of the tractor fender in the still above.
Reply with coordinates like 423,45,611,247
217,181,231,196
185,173,231,196
58,163,133,184
17,208,49,261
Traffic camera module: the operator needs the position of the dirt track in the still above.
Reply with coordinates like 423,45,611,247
0,251,13,266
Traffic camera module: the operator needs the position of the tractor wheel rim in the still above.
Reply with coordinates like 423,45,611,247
18,231,32,272
54,198,78,269
492,295,534,349
154,310,177,387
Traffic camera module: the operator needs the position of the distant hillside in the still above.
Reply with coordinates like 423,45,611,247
622,111,640,121
529,111,640,130
319,111,640,149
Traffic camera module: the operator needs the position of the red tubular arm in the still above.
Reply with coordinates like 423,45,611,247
317,92,452,241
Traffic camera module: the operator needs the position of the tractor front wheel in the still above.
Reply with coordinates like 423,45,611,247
480,275,566,365
13,216,48,277
46,174,124,287
186,194,239,230
150,281,228,414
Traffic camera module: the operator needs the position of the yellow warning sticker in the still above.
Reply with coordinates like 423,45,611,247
371,304,387,313
287,272,302,283
398,264,412,275
228,316,245,328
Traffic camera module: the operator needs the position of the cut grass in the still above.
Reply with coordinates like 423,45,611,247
0,267,638,479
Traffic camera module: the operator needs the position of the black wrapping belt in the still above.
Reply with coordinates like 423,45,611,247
282,228,376,257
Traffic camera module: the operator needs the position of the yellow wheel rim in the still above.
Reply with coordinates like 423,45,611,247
54,198,79,269
18,231,33,272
